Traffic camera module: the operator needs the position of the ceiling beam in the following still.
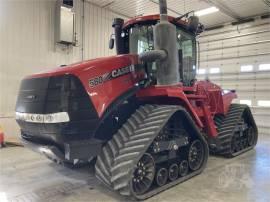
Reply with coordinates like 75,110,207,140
203,0,242,20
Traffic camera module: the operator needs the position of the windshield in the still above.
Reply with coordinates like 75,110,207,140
129,24,197,86
129,25,154,54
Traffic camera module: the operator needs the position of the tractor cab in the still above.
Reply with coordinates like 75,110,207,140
110,15,203,86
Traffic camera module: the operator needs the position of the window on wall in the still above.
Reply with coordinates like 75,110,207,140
240,100,252,106
197,68,206,74
258,100,270,107
210,68,220,74
259,64,270,71
241,65,253,72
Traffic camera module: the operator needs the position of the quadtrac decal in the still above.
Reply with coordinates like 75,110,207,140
89,65,135,88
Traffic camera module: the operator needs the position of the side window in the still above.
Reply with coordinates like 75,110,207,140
182,40,193,58
176,28,196,86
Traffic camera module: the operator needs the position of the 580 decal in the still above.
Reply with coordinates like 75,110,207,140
89,76,104,87
89,65,135,87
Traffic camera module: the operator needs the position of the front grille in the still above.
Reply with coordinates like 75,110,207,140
16,75,99,146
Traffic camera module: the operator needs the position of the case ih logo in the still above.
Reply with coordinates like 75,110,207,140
26,95,37,100
89,65,135,88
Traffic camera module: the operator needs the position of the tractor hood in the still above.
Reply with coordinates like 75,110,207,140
26,54,139,79
18,53,142,119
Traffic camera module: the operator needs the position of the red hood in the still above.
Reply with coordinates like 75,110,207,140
22,53,141,118
26,54,139,79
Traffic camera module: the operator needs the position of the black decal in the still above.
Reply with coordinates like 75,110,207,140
89,65,135,88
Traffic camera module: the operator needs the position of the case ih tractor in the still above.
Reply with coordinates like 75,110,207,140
15,0,257,200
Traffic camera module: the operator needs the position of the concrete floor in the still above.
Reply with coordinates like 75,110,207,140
0,134,270,202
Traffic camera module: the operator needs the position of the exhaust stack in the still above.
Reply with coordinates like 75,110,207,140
159,0,168,21
140,0,180,85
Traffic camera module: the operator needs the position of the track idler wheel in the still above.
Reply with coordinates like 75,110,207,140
247,127,256,146
155,167,168,187
231,135,239,153
179,160,189,177
168,164,178,181
132,153,155,195
188,140,205,171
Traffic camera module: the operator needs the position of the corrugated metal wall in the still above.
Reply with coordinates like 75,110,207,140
1,0,269,138
197,17,270,135
0,0,121,138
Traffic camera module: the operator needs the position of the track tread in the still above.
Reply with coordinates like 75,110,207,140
95,105,177,197
214,104,258,157
95,104,208,199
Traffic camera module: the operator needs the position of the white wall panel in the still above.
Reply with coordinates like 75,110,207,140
198,17,270,135
0,0,121,138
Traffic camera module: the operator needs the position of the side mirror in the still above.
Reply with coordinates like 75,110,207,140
109,37,114,49
188,16,199,32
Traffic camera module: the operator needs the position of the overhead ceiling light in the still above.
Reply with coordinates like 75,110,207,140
195,7,219,16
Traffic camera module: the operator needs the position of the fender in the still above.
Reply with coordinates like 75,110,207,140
136,85,204,128
93,86,140,141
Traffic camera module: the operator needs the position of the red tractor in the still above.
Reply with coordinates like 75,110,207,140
15,0,257,200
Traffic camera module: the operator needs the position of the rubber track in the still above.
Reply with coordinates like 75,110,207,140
215,104,257,157
95,104,208,200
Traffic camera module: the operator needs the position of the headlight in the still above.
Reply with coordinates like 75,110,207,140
15,112,70,123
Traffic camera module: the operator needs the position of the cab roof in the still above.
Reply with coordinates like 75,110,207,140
123,14,202,35
123,14,187,28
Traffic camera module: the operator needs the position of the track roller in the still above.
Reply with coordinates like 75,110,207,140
156,168,168,186
179,160,189,177
168,164,178,181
